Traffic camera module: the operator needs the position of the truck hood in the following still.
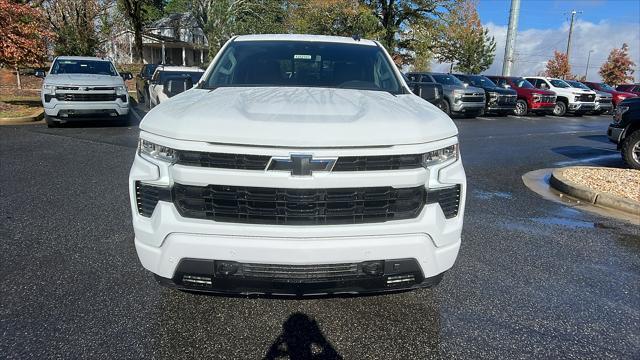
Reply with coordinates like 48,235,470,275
43,74,125,87
526,89,556,96
140,87,458,147
483,86,516,95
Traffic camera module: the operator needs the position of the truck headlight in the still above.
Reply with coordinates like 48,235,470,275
422,144,458,167
115,85,128,96
532,94,541,103
138,139,177,163
42,84,56,95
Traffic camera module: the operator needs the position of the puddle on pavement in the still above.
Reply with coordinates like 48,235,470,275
472,190,513,200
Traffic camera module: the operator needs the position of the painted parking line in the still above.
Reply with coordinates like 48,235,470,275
554,153,621,166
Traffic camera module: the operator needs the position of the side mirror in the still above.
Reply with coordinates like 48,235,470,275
163,76,193,98
35,70,46,78
120,72,133,81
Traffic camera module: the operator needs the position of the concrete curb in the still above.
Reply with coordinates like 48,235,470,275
550,167,640,215
0,110,44,125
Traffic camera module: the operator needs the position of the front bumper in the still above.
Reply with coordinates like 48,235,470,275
42,97,129,117
129,135,466,294
486,103,516,112
595,102,613,112
530,102,555,112
451,101,484,113
568,102,595,113
607,124,624,144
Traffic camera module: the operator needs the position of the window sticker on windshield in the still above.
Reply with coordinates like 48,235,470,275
294,54,312,60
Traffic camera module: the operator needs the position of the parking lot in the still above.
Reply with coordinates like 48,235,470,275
1,109,639,358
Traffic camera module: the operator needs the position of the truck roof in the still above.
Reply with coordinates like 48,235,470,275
54,56,112,62
233,34,378,47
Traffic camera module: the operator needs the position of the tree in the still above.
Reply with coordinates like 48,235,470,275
193,0,287,57
434,0,495,74
0,0,51,89
544,50,571,79
361,0,457,65
599,43,636,85
289,0,380,38
119,0,164,63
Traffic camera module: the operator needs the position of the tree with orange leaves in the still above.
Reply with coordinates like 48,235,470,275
0,0,51,89
599,43,636,86
544,51,571,79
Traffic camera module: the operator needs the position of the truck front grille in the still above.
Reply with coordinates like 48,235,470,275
497,95,517,105
175,151,424,171
173,184,426,225
54,93,118,101
578,94,595,102
597,98,612,104
238,262,363,282
461,94,484,102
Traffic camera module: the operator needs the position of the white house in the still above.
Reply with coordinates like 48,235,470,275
108,12,209,66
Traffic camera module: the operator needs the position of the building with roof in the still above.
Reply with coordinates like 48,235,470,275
107,12,209,66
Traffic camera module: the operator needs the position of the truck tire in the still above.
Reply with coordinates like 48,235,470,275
514,99,528,116
45,115,60,128
439,99,451,115
621,130,640,170
553,101,567,116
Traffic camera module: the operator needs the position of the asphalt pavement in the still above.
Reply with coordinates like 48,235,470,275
1,109,638,359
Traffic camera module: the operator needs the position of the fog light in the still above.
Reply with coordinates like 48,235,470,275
361,261,384,275
386,274,415,285
182,275,212,286
216,261,239,276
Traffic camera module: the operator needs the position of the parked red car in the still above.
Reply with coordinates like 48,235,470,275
583,81,637,107
616,84,640,97
487,76,556,116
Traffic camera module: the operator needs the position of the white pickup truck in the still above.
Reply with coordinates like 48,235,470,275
526,76,596,116
147,66,205,109
36,56,132,127
129,34,466,296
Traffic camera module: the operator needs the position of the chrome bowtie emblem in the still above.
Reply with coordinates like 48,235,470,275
268,154,336,176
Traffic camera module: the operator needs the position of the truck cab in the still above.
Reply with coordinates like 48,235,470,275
526,76,596,116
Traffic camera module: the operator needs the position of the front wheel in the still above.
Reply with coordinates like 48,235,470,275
514,99,528,116
553,101,567,116
621,130,640,170
439,99,451,115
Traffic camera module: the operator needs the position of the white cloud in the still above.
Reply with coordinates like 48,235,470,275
431,19,640,82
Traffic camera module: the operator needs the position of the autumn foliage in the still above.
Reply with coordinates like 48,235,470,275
599,43,636,86
0,0,51,69
544,51,571,79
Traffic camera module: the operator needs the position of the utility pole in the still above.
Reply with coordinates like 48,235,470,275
502,0,520,76
584,49,594,80
565,10,582,67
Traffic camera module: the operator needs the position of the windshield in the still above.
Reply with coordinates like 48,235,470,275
549,79,570,88
566,80,590,89
202,40,402,94
432,74,464,86
600,83,614,91
514,78,534,88
468,75,496,87
158,71,204,84
51,59,118,76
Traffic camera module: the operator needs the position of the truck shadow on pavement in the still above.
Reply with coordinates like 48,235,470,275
154,288,441,358
551,145,626,167
263,312,342,360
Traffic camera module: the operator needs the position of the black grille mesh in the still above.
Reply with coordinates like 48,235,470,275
173,184,426,225
55,93,118,101
135,182,171,217
175,151,424,171
426,185,461,218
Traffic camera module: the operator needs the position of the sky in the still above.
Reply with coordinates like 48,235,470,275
430,0,640,81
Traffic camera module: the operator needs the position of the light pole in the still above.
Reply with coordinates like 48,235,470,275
584,50,594,80
502,0,521,76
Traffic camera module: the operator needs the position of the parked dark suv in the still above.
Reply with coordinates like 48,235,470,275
452,74,517,115
608,97,640,169
135,64,159,106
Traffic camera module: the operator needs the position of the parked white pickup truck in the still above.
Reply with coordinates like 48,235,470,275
36,56,132,127
129,34,466,296
526,76,596,116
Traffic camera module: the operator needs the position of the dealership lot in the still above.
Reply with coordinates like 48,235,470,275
1,112,638,358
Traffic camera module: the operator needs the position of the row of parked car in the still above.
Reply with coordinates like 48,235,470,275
405,72,639,119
